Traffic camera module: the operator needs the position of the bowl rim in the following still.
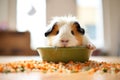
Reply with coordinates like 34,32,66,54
37,46,89,49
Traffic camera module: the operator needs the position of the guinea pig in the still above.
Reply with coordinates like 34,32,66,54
44,16,95,50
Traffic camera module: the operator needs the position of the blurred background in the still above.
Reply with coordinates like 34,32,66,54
0,0,120,56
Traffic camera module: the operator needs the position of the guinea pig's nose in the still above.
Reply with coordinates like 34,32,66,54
61,39,69,43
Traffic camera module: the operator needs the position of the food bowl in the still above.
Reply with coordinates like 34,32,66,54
37,47,92,63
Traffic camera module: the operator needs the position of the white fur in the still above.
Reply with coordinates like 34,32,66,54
46,16,91,47
50,22,78,47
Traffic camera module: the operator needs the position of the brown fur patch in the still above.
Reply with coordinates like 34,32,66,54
48,24,59,36
71,23,83,45
47,24,59,46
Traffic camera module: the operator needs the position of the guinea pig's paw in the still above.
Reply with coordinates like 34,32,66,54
86,43,96,50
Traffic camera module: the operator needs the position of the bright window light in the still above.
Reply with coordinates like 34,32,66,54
17,0,46,49
77,0,104,48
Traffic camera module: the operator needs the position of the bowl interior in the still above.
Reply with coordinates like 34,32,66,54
37,47,91,63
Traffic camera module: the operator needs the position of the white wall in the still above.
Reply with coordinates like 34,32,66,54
8,0,16,31
0,0,8,24
0,0,76,30
0,0,16,31
103,0,120,56
46,0,76,24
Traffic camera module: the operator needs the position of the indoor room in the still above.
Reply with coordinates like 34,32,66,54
0,0,120,80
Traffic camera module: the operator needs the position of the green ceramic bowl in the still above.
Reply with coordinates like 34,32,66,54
37,47,92,63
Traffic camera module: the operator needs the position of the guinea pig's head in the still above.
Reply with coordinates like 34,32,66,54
45,16,85,47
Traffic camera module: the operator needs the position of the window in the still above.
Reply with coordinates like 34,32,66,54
77,0,104,48
17,0,46,49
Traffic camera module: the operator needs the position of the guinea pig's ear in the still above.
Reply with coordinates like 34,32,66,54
44,23,56,37
74,22,85,35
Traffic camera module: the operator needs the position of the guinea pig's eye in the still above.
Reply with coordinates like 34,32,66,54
71,30,74,35
56,31,59,35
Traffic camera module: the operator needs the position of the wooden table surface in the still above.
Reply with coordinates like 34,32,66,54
0,56,120,80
